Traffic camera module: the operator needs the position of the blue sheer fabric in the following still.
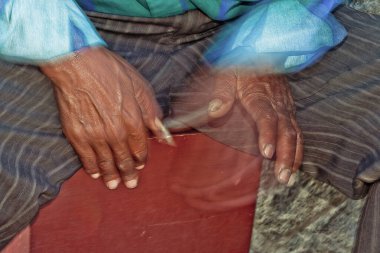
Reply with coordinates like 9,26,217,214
205,0,347,73
0,0,346,68
0,0,105,64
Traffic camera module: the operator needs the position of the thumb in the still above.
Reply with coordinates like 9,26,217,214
132,77,176,146
208,70,236,118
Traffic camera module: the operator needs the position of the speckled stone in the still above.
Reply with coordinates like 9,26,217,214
250,160,365,253
250,2,378,252
347,0,380,14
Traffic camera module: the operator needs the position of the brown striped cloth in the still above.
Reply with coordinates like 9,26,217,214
0,6,379,252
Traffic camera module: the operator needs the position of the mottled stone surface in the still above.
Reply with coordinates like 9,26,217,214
347,0,380,14
249,3,378,253
250,160,365,253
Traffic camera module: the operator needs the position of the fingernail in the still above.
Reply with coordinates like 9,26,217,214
263,144,274,159
208,99,223,113
90,173,101,179
287,173,297,187
125,178,138,189
106,179,120,190
164,135,176,147
278,168,292,184
155,117,176,147
135,164,145,170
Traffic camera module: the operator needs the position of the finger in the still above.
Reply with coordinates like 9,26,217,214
285,87,303,173
120,169,139,189
291,116,304,172
154,117,176,146
110,141,139,189
274,109,297,185
111,135,139,189
92,142,121,190
117,57,171,145
136,87,175,146
208,71,237,118
240,92,278,159
127,126,148,170
132,75,164,134
120,105,148,188
71,141,101,179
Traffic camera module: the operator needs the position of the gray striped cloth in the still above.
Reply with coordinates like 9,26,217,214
0,6,379,253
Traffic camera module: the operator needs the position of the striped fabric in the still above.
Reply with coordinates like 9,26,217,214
0,10,221,249
250,7,380,252
290,8,380,200
0,6,379,253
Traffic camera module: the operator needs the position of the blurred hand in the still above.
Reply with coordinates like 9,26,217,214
212,70,303,184
167,69,303,185
41,47,171,190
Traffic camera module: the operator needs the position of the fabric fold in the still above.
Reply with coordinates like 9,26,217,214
205,0,347,73
0,0,106,64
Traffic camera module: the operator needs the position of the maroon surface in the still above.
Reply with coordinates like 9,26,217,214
2,226,30,253
31,134,261,253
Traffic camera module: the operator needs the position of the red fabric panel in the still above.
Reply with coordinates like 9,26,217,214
1,226,30,253
31,134,261,253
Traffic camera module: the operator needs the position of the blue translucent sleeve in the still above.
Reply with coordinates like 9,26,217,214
205,0,347,73
0,0,106,64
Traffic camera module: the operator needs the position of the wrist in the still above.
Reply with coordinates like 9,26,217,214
40,47,105,86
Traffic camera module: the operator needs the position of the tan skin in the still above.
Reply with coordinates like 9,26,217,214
41,47,164,190
41,47,303,189
207,69,303,183
167,68,303,184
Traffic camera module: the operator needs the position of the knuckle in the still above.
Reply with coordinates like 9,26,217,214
275,100,285,108
105,123,126,139
64,127,83,141
84,168,98,174
279,153,293,162
122,170,139,179
298,131,304,144
133,149,148,162
118,158,134,172
98,159,114,170
92,137,107,146
240,90,257,104
283,128,297,138
107,137,120,146
118,132,129,143
128,130,145,141
79,155,96,164
123,107,142,122
238,83,255,98
259,110,278,123
115,150,131,161
262,81,273,90
129,134,148,149
141,97,155,112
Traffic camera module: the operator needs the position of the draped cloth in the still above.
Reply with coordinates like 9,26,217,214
0,6,379,252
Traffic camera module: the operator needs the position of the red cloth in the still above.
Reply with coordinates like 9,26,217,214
31,134,261,253
1,226,30,253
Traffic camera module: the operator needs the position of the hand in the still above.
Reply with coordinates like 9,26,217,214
213,70,303,184
41,47,171,190
167,69,303,185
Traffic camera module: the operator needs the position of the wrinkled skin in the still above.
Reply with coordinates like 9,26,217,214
167,68,303,185
41,46,302,188
212,70,303,184
41,47,165,190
